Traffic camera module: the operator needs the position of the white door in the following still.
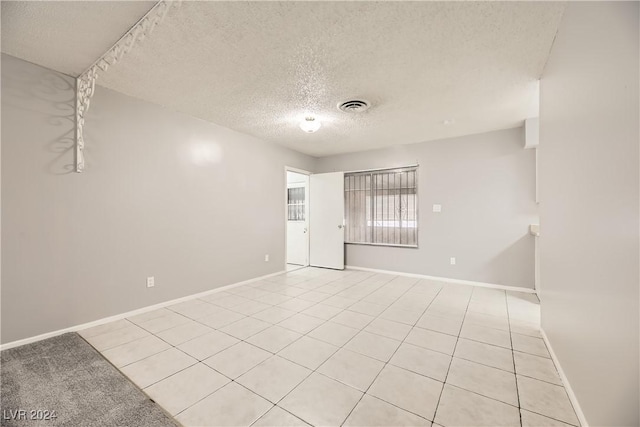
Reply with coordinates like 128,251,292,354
286,180,309,266
287,222,307,265
310,172,345,269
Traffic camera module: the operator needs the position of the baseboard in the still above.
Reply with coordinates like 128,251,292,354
540,328,589,427
0,269,286,351
347,265,536,294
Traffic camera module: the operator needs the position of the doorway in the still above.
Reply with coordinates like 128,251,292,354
285,168,310,269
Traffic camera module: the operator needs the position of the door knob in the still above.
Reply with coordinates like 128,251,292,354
303,228,307,233
338,225,344,229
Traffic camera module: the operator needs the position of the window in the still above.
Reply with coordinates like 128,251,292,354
344,166,418,247
287,186,305,221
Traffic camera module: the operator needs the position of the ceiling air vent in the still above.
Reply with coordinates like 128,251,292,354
338,99,370,113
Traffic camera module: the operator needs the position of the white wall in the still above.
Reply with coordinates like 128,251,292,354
316,127,538,288
539,2,639,425
1,54,316,344
287,171,307,185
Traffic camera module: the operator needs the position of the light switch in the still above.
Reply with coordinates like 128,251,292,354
433,204,442,213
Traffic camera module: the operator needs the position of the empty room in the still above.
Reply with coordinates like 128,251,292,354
1,1,638,427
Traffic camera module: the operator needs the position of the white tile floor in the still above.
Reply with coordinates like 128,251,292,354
79,268,580,427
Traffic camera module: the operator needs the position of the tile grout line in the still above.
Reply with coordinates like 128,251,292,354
74,333,180,425
249,401,310,427
338,277,446,426
164,269,388,423
253,273,403,422
218,274,422,425
88,269,548,427
152,269,361,423
430,285,474,425
103,286,542,398
506,294,580,427
100,271,340,392
241,270,395,426
402,293,570,417
240,286,540,418
505,291,524,427
102,273,456,424
506,295,579,427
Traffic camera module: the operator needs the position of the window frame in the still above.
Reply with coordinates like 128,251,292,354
287,183,306,221
344,165,419,249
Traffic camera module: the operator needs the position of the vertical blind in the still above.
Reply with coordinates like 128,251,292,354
344,166,418,247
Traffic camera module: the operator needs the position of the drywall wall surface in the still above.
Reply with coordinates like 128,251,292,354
1,54,316,344
287,171,307,184
316,127,538,288
539,2,639,425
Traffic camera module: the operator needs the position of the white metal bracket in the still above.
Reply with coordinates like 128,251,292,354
75,0,181,173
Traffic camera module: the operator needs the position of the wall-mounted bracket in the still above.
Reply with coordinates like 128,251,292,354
75,0,181,173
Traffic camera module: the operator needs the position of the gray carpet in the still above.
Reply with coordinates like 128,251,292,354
1,333,179,427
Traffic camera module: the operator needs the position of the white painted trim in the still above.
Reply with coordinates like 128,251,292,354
284,166,311,269
284,166,312,176
343,164,419,174
347,265,536,294
540,328,589,427
0,270,285,351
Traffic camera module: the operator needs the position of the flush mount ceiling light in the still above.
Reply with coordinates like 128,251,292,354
300,116,321,133
443,119,456,125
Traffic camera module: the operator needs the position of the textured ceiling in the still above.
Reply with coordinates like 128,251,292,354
1,1,565,157
1,1,155,76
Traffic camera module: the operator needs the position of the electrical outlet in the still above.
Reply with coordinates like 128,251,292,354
264,254,269,262
146,276,155,288
450,257,456,265
433,204,442,213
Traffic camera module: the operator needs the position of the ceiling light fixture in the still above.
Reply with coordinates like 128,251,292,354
300,116,321,133
443,119,455,125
